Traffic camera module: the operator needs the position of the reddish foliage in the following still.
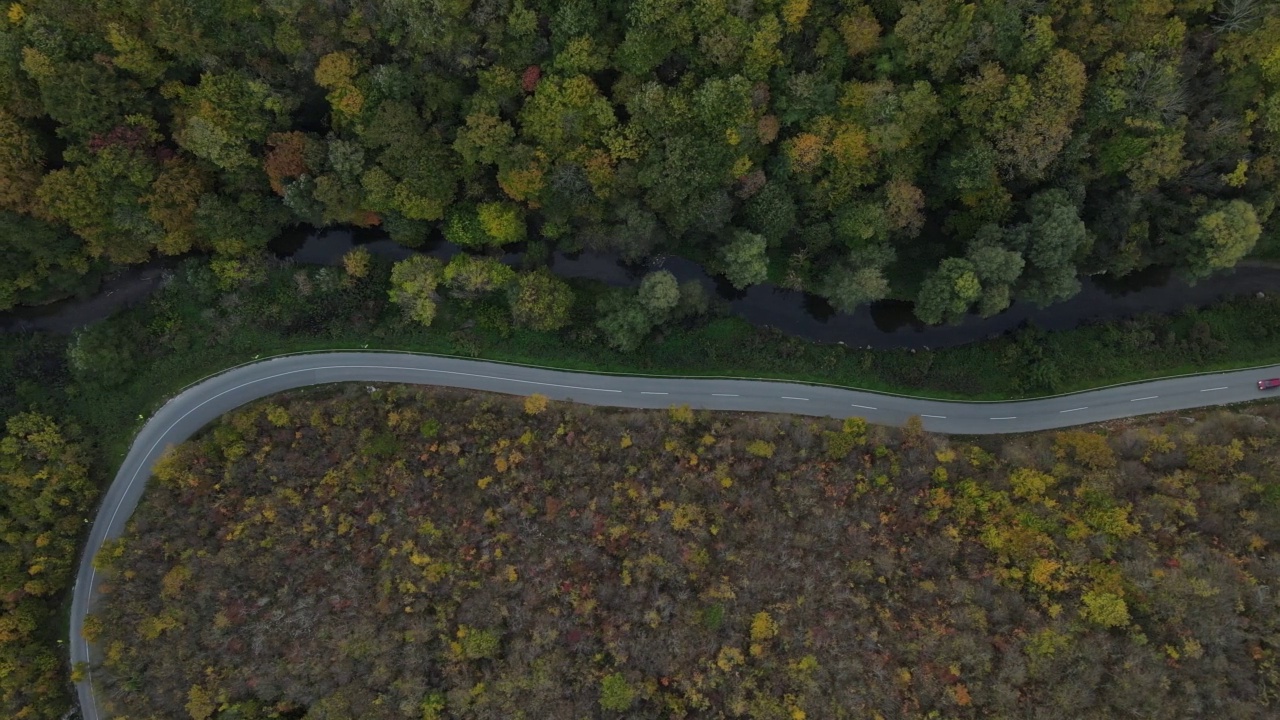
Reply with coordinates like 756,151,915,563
522,65,542,93
263,131,310,195
87,124,153,154
353,210,381,227
735,169,767,199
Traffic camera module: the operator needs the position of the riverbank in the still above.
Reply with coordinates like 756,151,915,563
6,254,1279,473
8,229,1280,352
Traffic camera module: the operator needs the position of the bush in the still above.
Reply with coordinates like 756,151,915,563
599,673,634,712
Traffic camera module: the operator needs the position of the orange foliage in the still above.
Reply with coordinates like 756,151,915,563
785,133,825,173
263,132,309,195
1053,431,1117,471
498,164,546,207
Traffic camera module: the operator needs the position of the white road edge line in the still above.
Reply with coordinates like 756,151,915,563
921,414,947,419
1060,407,1088,413
1200,387,1228,392
990,416,1016,420
712,393,739,397
850,404,877,410
781,396,809,401
1130,396,1159,401
640,391,668,395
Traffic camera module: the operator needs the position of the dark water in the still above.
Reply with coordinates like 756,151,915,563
278,228,1280,350
7,227,1280,350
0,259,182,334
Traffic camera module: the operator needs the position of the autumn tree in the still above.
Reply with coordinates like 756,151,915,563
143,157,210,256
0,413,96,720
342,247,372,280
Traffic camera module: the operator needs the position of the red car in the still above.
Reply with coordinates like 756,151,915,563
1260,378,1280,390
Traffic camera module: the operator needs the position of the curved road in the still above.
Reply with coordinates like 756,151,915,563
70,352,1280,718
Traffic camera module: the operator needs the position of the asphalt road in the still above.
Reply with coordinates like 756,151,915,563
70,352,1280,718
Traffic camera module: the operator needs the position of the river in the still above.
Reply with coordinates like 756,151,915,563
5,226,1279,350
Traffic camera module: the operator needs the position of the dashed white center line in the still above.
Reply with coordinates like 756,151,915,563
712,393,739,397
850,404,878,410
921,414,947,419
1060,407,1088,413
781,396,809,401
640,391,668,395
1200,387,1228,392
990,416,1017,420
1130,396,1159,402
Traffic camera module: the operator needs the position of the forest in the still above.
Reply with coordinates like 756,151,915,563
0,412,98,719
89,385,1280,719
1,0,1279,322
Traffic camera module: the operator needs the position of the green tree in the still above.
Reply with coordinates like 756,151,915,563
477,202,527,246
20,56,148,142
966,236,1025,317
1019,190,1089,305
509,269,575,332
0,212,88,311
718,231,770,289
444,205,488,248
1182,200,1261,278
452,110,516,171
596,297,655,353
915,258,982,325
1081,590,1130,628
742,182,797,245
443,254,517,298
819,264,889,314
36,126,164,264
171,71,286,171
638,269,680,318
388,256,444,326
599,672,635,712
0,412,96,720
894,0,977,82
675,280,710,319
518,74,616,159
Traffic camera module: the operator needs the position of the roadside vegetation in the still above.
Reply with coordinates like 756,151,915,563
90,385,1280,718
4,250,1280,718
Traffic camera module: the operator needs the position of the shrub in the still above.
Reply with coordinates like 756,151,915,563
599,672,634,712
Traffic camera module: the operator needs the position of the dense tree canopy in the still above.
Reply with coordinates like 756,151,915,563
0,413,96,719
0,0,1275,320
90,387,1280,719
